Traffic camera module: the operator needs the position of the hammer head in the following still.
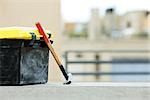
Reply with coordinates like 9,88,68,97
63,73,73,85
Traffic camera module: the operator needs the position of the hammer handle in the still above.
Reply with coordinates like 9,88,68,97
36,22,68,80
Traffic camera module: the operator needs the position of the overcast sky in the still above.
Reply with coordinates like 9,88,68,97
61,0,150,22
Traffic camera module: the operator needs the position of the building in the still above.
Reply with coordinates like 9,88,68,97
88,8,103,40
122,10,150,37
147,13,150,35
64,8,150,39
64,22,87,38
103,8,121,38
64,23,76,35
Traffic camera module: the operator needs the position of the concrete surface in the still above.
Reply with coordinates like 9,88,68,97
0,83,150,100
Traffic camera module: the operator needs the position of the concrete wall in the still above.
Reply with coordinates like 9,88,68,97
0,0,62,82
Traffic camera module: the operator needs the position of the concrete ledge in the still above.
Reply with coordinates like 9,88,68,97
0,83,150,100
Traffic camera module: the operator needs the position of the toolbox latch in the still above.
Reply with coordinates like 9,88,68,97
29,32,36,46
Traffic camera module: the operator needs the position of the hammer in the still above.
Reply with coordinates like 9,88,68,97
36,22,72,85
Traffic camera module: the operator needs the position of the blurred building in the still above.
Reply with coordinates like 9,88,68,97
62,8,150,82
147,13,150,35
122,10,150,37
88,8,103,40
64,22,87,38
64,8,150,39
64,23,76,35
103,8,121,38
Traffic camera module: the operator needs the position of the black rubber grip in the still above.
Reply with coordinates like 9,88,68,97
59,65,68,80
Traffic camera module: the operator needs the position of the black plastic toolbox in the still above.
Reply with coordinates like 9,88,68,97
0,28,50,85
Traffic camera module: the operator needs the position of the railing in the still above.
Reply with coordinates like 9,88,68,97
64,49,150,79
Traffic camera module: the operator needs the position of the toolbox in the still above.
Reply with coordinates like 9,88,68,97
0,27,51,85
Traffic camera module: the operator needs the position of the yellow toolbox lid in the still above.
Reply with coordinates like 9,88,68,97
0,27,51,40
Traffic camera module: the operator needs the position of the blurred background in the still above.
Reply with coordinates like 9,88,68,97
0,0,150,82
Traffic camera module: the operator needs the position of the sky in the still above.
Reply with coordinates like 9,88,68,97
61,0,150,22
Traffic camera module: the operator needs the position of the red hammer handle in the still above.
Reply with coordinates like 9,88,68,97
35,22,69,82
